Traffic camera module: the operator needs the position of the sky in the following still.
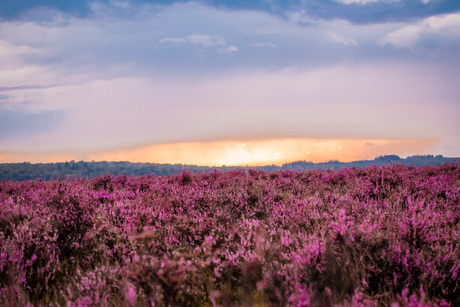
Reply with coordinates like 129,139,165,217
0,0,459,166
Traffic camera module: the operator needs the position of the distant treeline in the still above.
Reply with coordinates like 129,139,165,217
0,154,458,181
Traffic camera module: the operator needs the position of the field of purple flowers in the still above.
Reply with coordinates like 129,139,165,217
0,164,459,306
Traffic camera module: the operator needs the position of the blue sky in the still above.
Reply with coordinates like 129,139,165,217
0,0,459,164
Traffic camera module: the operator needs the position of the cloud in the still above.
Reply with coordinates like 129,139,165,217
160,33,240,57
253,42,277,47
328,32,357,46
0,1,459,159
379,12,460,49
2,0,460,25
296,0,460,25
379,26,420,48
0,85,54,92
0,109,64,142
159,37,188,44
219,45,239,54
2,63,458,152
334,0,380,5
160,34,226,47
188,34,225,47
1,1,458,81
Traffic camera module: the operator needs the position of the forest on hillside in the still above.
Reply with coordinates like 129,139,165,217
0,154,458,181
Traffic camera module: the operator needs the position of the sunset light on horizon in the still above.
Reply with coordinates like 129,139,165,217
0,138,440,166
1,0,459,165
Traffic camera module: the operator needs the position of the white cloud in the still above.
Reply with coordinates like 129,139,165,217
160,33,239,56
0,40,39,70
108,0,131,9
335,0,379,4
424,13,460,31
220,45,239,54
379,13,460,49
188,34,225,47
160,34,226,47
379,25,421,48
0,1,420,80
253,42,277,48
328,32,357,46
334,0,402,5
159,37,188,44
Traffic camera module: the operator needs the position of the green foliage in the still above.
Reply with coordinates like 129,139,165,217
1,155,459,181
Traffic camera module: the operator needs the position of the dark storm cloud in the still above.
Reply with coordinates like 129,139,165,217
2,0,460,24
290,0,460,24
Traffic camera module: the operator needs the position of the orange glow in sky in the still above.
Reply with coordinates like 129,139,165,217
0,138,439,165
88,138,438,166
0,138,438,166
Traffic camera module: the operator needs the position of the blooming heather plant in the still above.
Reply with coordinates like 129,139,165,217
0,164,459,306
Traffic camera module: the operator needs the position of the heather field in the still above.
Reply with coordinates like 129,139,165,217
0,164,459,306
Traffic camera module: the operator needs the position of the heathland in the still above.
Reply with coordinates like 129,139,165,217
0,163,459,305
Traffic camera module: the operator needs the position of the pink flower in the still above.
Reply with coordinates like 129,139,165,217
126,286,137,305
209,290,220,307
